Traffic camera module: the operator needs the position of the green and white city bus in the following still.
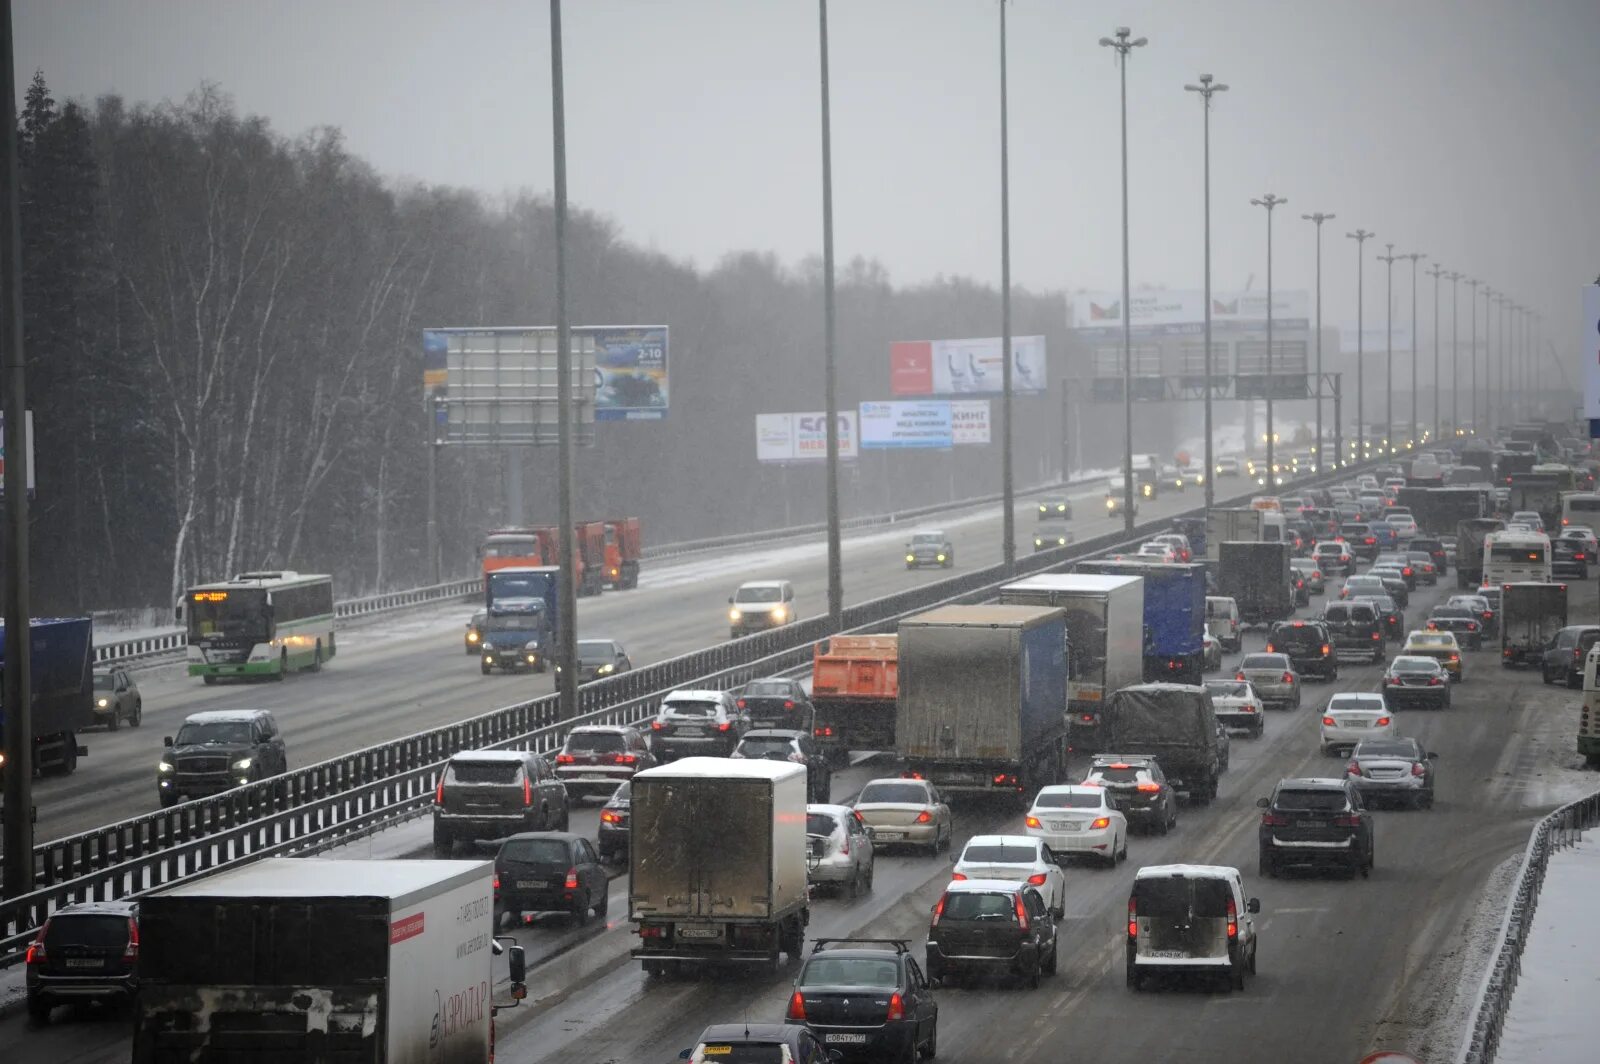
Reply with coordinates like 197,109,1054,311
181,571,336,683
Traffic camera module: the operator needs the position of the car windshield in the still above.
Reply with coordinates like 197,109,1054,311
607,781,631,803
1356,740,1420,759
800,957,901,988
807,812,841,836
1391,657,1438,673
1274,789,1349,812
575,641,615,663
859,782,929,805
1133,877,1232,919
565,730,626,753
498,838,570,865
93,674,116,691
912,533,945,545
735,586,782,603
175,721,252,745
961,841,1039,864
1032,791,1101,809
1091,764,1146,784
1241,655,1286,669
448,759,521,784
663,699,718,716
486,610,543,633
1205,681,1250,698
744,680,793,698
736,738,797,759
1329,695,1384,710
940,892,1016,921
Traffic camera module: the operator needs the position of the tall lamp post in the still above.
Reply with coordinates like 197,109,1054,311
1400,251,1425,448
1446,271,1461,434
1301,211,1334,467
1377,243,1398,454
1427,262,1444,441
1466,278,1480,432
1483,288,1496,436
1251,194,1286,483
1100,26,1147,532
1186,73,1227,507
1346,229,1374,461
997,0,1015,572
817,0,842,627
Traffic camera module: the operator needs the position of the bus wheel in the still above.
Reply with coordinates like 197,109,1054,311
203,675,217,686
310,641,323,672
273,649,288,680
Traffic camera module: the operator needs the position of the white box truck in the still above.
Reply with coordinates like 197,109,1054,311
132,858,524,1064
629,757,810,972
1205,508,1267,561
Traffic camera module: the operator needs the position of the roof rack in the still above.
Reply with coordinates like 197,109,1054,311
809,938,909,955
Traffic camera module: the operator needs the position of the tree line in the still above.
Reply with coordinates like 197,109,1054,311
15,77,1075,615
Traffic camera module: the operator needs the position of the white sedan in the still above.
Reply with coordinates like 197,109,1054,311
1204,678,1265,738
952,834,1068,917
1320,692,1396,757
1023,786,1128,869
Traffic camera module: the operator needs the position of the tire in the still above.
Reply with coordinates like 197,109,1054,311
159,790,179,808
1259,852,1275,878
26,996,51,1026
56,737,78,776
480,662,492,675
572,897,590,925
1126,960,1143,991
594,886,609,918
865,858,875,892
1542,667,1554,685
1156,808,1171,836
1421,790,1435,810
432,823,453,858
1043,937,1059,976
130,700,142,727
1026,956,1042,990
202,675,217,685
1248,943,1258,975
106,708,120,732
1118,834,1128,863
1252,719,1265,739
919,1020,938,1060
1232,962,1246,991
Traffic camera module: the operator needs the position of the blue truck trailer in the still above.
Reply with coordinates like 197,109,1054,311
1073,559,1207,685
894,604,1068,805
0,617,94,777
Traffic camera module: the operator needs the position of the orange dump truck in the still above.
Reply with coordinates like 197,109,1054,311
810,634,898,759
604,518,642,590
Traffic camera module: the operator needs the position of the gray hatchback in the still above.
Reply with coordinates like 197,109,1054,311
1234,653,1301,710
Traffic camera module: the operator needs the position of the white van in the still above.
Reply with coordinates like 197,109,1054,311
1206,596,1242,653
1561,492,1600,537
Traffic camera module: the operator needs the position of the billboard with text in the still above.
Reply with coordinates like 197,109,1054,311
859,401,954,449
1071,290,1309,337
755,411,858,463
950,399,990,444
890,335,1047,396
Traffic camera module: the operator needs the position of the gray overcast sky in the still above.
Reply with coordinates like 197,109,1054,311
14,0,1599,352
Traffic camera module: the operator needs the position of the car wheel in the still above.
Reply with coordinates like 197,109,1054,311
1126,959,1143,991
594,886,610,918
1156,809,1171,836
432,824,452,858
159,790,179,808
1232,962,1246,991
1118,833,1129,862
480,662,492,676
559,805,571,831
1259,852,1275,878
1422,790,1435,810
572,896,590,925
130,700,142,727
107,708,120,731
1248,943,1258,975
1542,667,1554,685
1043,937,1059,976
920,1019,938,1060
1026,956,1042,990
26,996,51,1026
1252,719,1265,739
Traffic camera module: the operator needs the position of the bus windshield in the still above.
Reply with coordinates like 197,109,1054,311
187,590,269,640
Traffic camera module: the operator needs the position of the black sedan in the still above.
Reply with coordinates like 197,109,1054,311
1426,606,1485,650
493,832,609,927
786,939,939,1062
1382,656,1452,709
597,781,631,863
737,676,815,731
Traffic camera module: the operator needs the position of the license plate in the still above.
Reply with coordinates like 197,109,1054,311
677,727,704,736
1144,949,1188,959
825,1034,869,1044
678,926,720,939
1295,820,1323,829
1049,821,1079,832
64,958,103,969
874,831,903,840
1344,720,1370,728
516,880,548,889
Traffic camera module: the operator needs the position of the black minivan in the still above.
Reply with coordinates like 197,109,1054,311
1264,620,1338,682
1321,602,1384,664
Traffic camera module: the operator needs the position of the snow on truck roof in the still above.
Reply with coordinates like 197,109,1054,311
1002,574,1141,594
634,756,805,782
901,604,1063,628
1134,863,1240,882
156,858,492,902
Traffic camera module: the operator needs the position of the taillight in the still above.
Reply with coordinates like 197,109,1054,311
815,726,834,737
1365,536,1376,545
435,780,444,804
787,990,807,1022
1428,677,1444,686
25,926,45,965
1281,672,1295,684
1136,781,1162,793
1261,812,1290,826
932,894,948,927
951,872,968,881
1333,814,1363,827
1014,892,1029,929
1467,622,1478,630
555,753,576,764
523,776,533,806
1347,760,1362,776
564,868,579,890
1127,897,1138,938
717,721,732,732
1235,672,1247,681
1322,716,1336,727
1226,897,1238,939
1412,762,1426,776
1091,817,1111,829
1265,643,1276,653
886,992,905,1022
1322,644,1332,656
916,810,933,824
1025,816,1042,828
123,918,139,961
1376,716,1391,726
1026,873,1049,886
614,753,637,764
493,873,500,896
1373,632,1382,640
650,719,663,730
783,700,795,710
600,810,622,824
735,698,746,709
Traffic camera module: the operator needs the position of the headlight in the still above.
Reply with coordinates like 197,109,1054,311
467,631,479,643
1196,474,1205,484
936,554,946,562
157,761,174,774
1056,504,1066,512
1106,497,1116,509
96,697,109,708
232,758,253,771
1034,538,1046,548
597,663,615,675
1057,537,1068,546
729,608,742,621
770,605,787,619
481,641,495,652
1142,484,1153,497
906,554,916,562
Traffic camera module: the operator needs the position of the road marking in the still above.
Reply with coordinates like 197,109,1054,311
1273,906,1331,914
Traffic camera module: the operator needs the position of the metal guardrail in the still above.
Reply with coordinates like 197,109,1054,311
1458,787,1600,1064
2,453,1406,964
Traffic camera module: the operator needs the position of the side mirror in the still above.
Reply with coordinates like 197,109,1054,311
1427,751,1439,760
679,1051,692,1061
727,596,735,604
163,736,174,748
948,854,957,865
1255,796,1270,808
1247,898,1262,914
507,944,527,985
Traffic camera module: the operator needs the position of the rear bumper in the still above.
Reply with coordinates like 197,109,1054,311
434,812,539,838
598,823,629,854
863,823,939,846
27,973,137,1002
498,886,580,912
1383,686,1450,707
1215,710,1261,729
926,940,1036,974
1031,825,1116,855
1353,776,1425,798
555,769,631,796
1261,835,1358,862
808,854,860,883
809,1024,917,1059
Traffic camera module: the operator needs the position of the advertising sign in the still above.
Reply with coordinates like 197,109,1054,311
1585,286,1600,432
950,399,991,445
755,411,858,463
422,327,596,445
1339,325,1415,354
889,336,1047,396
1072,290,1310,337
0,410,35,499
589,325,668,421
859,400,954,450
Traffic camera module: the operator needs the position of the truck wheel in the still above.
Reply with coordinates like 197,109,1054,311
56,736,78,776
781,918,805,958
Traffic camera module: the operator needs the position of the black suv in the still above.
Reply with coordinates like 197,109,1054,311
1083,755,1178,835
1356,595,1407,643
737,677,815,731
1541,625,1600,689
1409,536,1448,577
1427,605,1485,650
493,831,609,927
786,939,939,1062
432,750,571,855
1320,602,1385,664
649,689,747,759
926,880,1058,989
25,899,140,1024
1340,522,1380,560
733,729,832,802
1264,619,1338,682
157,709,287,807
1257,777,1374,879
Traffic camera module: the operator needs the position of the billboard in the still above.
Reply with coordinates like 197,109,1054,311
889,335,1047,396
755,411,859,463
590,325,668,421
950,399,991,444
859,400,953,449
421,327,597,446
1585,286,1600,430
1071,290,1309,337
1339,325,1415,354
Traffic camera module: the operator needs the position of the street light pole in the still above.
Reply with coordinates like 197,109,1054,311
1101,26,1147,532
998,0,1015,573
1378,244,1398,453
1252,194,1286,483
1186,73,1227,506
1447,271,1461,434
1302,211,1334,467
1466,278,1480,433
548,0,579,721
1347,229,1374,461
817,0,842,629
1427,262,1444,442
1400,251,1425,448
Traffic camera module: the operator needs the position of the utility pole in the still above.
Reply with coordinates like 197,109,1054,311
1,0,36,898
1186,73,1228,507
1466,278,1480,433
549,0,578,721
1378,244,1398,454
999,0,1015,573
1346,229,1374,461
1252,194,1286,483
1301,212,1335,468
818,0,842,629
1100,26,1146,532
1427,262,1444,442
1447,271,1461,435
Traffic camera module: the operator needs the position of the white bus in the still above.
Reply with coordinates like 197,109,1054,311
1481,531,1551,587
1561,492,1600,536
181,571,336,683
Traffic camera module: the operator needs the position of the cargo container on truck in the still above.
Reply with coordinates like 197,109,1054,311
1074,559,1207,684
1396,486,1488,536
1455,517,1507,588
131,858,525,1064
999,574,1143,752
1205,508,1265,562
1500,581,1569,668
629,758,809,971
1507,473,1563,532
1217,542,1296,626
603,517,642,589
1103,683,1224,802
895,605,1068,802
0,617,93,778
810,634,897,759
